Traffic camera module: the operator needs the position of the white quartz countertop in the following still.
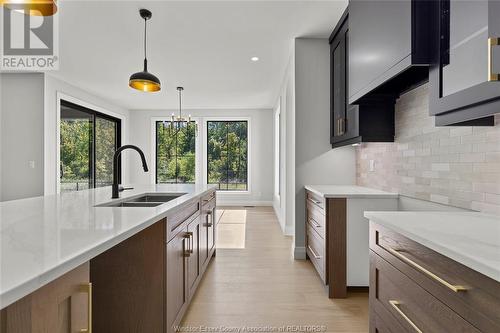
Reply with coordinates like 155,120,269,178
305,185,398,199
364,211,500,282
0,184,216,309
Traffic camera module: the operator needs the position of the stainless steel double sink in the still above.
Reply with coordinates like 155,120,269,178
96,193,187,208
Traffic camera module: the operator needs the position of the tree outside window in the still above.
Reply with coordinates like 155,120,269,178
207,121,248,191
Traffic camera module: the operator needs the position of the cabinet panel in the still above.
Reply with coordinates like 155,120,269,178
430,0,500,125
166,228,188,333
207,207,216,253
187,217,200,295
349,0,412,102
199,208,209,266
1,263,90,333
91,220,165,333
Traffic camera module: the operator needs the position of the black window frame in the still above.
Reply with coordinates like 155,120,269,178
154,120,197,185
60,99,122,190
206,120,248,191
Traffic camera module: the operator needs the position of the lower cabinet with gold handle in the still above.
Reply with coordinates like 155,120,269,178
0,262,91,333
369,221,500,333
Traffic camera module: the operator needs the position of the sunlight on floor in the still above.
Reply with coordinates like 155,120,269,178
216,208,247,249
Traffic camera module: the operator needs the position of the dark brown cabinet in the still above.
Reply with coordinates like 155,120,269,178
91,219,166,333
369,221,500,333
187,217,200,295
87,189,216,333
166,226,189,333
0,263,90,333
429,0,500,126
330,8,395,148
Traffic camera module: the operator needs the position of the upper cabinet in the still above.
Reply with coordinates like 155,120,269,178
429,0,500,126
330,8,395,149
348,0,434,104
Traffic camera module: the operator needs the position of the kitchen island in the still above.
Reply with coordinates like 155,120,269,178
0,184,217,333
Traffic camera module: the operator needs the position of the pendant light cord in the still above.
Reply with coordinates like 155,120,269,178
179,89,182,120
143,17,148,71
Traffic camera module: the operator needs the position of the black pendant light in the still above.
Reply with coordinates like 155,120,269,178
1,0,57,16
129,9,161,92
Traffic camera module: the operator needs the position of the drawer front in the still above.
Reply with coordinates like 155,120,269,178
370,252,480,333
202,196,216,211
167,200,200,241
369,310,406,333
201,191,216,206
306,223,326,283
306,200,325,239
370,222,500,333
306,190,325,211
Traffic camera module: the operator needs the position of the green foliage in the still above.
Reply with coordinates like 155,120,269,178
156,122,196,183
60,115,118,191
207,121,248,190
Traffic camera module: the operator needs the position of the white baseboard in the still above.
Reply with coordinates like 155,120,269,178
294,246,306,259
284,225,294,236
217,200,273,207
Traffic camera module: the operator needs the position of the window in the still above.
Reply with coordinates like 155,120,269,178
207,121,248,191
156,121,196,184
60,100,121,192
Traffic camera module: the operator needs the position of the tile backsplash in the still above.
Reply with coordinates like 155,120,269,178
356,84,500,215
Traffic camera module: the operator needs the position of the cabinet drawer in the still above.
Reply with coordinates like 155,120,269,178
201,191,216,206
202,197,216,211
369,310,406,333
306,223,326,283
167,200,200,242
306,202,325,239
306,191,325,211
370,252,480,333
370,222,500,333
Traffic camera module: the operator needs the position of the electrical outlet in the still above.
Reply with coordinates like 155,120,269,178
369,160,375,172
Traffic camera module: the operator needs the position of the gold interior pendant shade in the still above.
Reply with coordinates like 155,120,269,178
129,9,161,92
1,0,57,16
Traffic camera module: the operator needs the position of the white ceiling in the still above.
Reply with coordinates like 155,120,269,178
53,0,347,110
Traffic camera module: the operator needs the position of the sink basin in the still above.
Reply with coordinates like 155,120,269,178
96,193,187,208
128,194,186,203
108,202,164,207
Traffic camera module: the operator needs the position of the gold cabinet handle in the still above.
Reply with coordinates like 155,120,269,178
80,283,92,333
389,300,422,333
386,247,466,292
307,245,322,259
488,37,500,81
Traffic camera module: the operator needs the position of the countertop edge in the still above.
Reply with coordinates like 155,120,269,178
0,186,215,310
364,212,500,283
304,185,399,199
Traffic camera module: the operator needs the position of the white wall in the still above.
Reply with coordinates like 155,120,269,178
273,54,295,236
1,73,45,201
0,73,3,201
292,38,356,258
128,108,274,206
43,74,131,195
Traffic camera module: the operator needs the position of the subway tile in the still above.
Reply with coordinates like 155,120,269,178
356,84,500,215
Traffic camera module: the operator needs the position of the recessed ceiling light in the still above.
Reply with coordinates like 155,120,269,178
251,56,259,62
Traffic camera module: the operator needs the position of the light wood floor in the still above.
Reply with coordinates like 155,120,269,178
182,206,369,333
